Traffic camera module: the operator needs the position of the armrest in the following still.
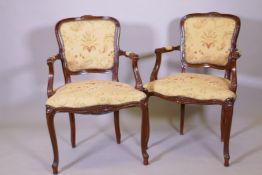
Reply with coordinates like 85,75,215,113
231,49,241,61
229,67,237,93
155,45,180,54
47,54,60,97
228,49,241,92
150,45,180,81
119,50,143,91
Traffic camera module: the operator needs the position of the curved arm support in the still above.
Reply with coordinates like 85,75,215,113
228,49,241,92
47,54,60,97
230,66,237,93
150,45,180,81
119,50,143,91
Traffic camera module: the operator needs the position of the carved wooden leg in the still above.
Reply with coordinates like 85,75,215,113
143,98,150,150
220,106,225,142
180,104,185,135
114,111,121,144
46,108,59,174
69,113,76,148
140,100,149,165
223,99,234,167
145,107,150,151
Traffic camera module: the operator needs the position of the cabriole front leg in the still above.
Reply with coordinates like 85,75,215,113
140,99,149,165
46,107,59,174
223,98,234,167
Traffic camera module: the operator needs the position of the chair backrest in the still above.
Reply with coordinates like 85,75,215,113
55,15,120,79
180,12,240,69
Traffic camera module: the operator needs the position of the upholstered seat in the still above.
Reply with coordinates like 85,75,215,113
47,80,146,108
145,73,235,101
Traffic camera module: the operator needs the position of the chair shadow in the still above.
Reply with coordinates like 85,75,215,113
200,141,222,163
117,144,142,162
76,131,101,147
60,141,108,173
122,132,136,143
59,130,101,148
77,122,115,146
150,136,193,163
59,122,115,172
232,145,262,164
231,116,262,139
149,131,177,149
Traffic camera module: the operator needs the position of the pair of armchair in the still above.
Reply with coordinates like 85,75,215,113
45,12,241,174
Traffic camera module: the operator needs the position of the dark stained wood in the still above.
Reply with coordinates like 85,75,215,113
46,108,58,174
114,111,121,144
140,98,149,165
46,15,149,174
223,98,234,166
147,12,241,167
180,104,185,135
47,55,59,97
69,113,76,148
221,106,225,142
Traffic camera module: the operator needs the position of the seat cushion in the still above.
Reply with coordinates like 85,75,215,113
144,73,236,101
46,80,146,108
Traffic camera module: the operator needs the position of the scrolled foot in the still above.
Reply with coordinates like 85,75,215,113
143,153,149,165
116,138,121,144
52,161,58,174
72,143,76,148
224,154,230,167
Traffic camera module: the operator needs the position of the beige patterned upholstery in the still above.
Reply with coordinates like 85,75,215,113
59,20,116,71
46,80,146,108
144,73,236,101
184,17,236,66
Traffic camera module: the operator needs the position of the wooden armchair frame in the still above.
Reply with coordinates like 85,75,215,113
46,15,149,174
148,12,241,166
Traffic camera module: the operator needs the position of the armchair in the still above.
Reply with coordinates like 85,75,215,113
45,16,149,174
144,12,241,166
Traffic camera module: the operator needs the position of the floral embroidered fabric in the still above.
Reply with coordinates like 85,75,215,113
59,20,116,71
184,17,236,66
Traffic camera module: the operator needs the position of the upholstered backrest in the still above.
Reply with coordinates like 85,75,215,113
182,14,239,66
57,17,118,71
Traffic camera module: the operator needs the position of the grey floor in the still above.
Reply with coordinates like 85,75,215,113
0,84,262,175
